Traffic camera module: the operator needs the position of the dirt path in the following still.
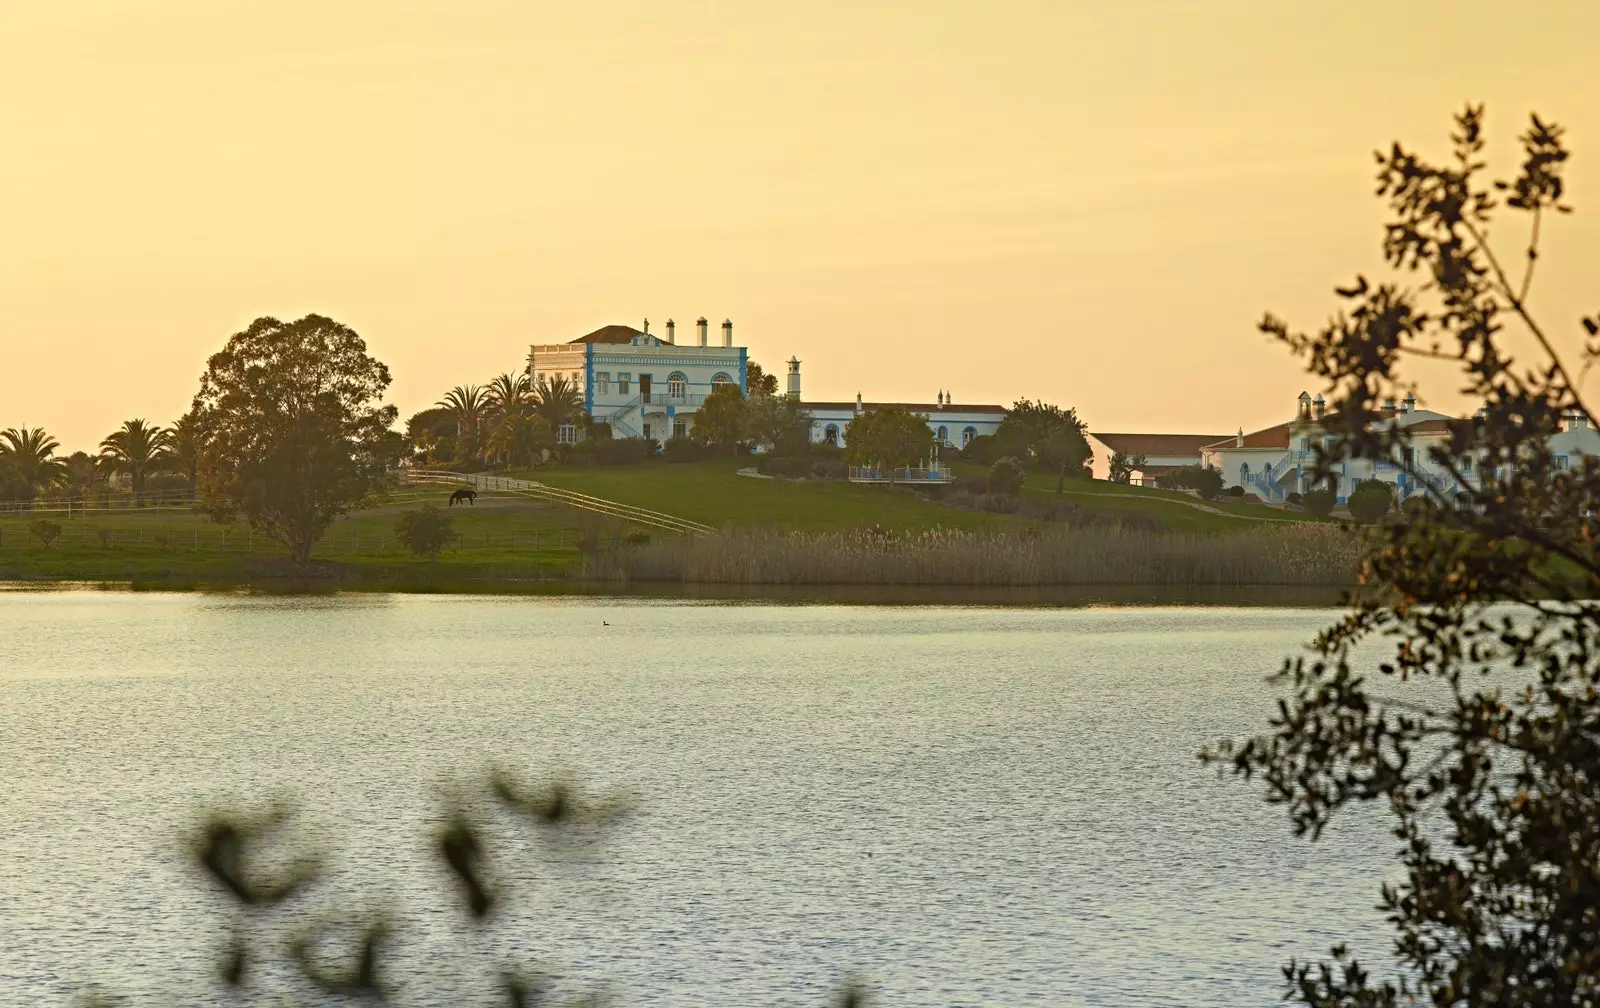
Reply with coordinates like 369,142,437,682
1059,490,1310,523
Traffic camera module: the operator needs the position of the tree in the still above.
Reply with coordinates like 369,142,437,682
745,360,780,397
1345,478,1393,525
486,409,553,469
994,400,1091,481
191,314,398,566
987,457,1025,496
531,375,585,432
1108,451,1147,484
1209,108,1600,1006
692,383,746,449
394,504,456,559
437,385,490,462
99,419,174,496
28,518,62,548
64,451,101,494
168,409,207,486
406,406,457,466
1158,464,1223,500
742,394,813,454
0,427,68,498
844,406,935,483
486,372,530,415
1038,425,1090,493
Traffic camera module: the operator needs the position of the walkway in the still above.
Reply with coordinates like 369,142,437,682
402,470,713,534
1061,490,1311,524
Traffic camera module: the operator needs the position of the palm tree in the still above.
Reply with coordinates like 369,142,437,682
168,409,206,486
99,419,174,496
486,409,553,469
486,372,530,415
0,426,69,496
437,385,490,462
532,375,585,431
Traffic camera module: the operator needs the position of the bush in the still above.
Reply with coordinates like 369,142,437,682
1302,487,1337,517
624,530,652,546
960,434,1001,465
810,457,849,480
1285,491,1303,506
394,504,456,558
1347,479,1395,525
757,455,812,478
988,457,1026,496
28,519,62,548
1223,485,1246,497
1158,464,1225,500
1400,494,1434,523
663,437,706,463
570,437,656,467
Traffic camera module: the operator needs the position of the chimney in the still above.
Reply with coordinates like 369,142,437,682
1298,391,1312,419
1569,409,1589,430
1313,394,1326,420
722,319,733,348
697,317,709,346
665,318,675,344
1236,427,1244,448
1402,392,1415,414
642,317,650,335
786,357,802,400
855,392,863,413
1382,397,1397,412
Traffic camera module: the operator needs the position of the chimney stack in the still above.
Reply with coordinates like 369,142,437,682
642,317,650,335
1236,427,1244,448
722,319,733,348
1402,392,1415,414
855,392,863,413
665,318,675,344
697,317,708,346
786,357,802,400
1297,391,1312,419
1314,394,1326,420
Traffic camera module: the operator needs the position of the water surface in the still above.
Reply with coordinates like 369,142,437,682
0,593,1392,1006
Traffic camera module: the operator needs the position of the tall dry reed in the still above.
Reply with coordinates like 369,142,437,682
581,525,1363,586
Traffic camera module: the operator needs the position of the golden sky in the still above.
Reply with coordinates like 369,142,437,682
3,0,1597,450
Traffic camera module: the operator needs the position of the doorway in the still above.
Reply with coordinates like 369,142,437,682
639,374,652,404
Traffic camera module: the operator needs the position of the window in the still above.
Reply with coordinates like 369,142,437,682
937,425,949,443
596,372,611,395
962,426,977,447
642,423,653,441
667,372,688,399
711,372,734,388
672,418,687,440
1240,462,1251,483
618,373,631,395
1555,455,1570,470
557,424,580,445
1402,447,1415,468
824,424,840,445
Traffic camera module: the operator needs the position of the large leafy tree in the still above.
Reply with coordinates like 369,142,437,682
742,393,813,453
1108,450,1147,484
994,400,1091,488
844,406,935,482
0,426,69,498
745,360,780,397
691,383,745,448
1209,107,1600,1006
192,314,398,566
98,418,174,496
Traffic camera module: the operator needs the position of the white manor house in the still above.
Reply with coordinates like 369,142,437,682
527,319,1006,449
1199,391,1600,504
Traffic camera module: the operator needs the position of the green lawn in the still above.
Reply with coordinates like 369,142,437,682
517,457,1020,533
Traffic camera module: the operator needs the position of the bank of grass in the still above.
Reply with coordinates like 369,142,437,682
580,523,1363,587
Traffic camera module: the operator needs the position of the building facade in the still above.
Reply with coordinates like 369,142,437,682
1200,391,1600,503
528,318,745,442
788,361,1007,450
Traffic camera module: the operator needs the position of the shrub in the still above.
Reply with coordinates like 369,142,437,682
97,528,116,548
1302,487,1337,518
662,437,705,463
1159,464,1225,500
28,519,62,548
1400,494,1434,523
571,437,656,467
1223,485,1246,497
624,530,652,546
988,457,1026,496
810,457,849,480
1285,491,1304,506
960,434,1001,465
1347,479,1395,525
394,504,456,558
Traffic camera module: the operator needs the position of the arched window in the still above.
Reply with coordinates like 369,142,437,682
711,372,734,389
666,372,687,398
824,424,840,445
937,425,949,443
1240,462,1250,484
962,426,977,447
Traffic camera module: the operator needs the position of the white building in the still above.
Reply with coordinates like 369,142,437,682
1200,391,1600,504
789,360,1007,450
527,318,745,442
1086,432,1230,483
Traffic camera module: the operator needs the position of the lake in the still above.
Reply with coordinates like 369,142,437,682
0,591,1393,1006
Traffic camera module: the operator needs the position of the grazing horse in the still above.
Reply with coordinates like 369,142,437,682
449,488,477,507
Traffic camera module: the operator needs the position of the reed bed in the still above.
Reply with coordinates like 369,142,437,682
581,524,1363,587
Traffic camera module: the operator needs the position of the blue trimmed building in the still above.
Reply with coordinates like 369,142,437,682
527,318,745,442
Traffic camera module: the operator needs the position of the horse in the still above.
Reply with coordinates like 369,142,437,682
449,488,477,507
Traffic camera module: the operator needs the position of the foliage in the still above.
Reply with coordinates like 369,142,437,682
1301,487,1336,517
394,504,456,558
406,406,457,465
1157,464,1224,500
437,385,491,463
1109,451,1147,484
692,383,746,447
64,451,101,493
568,436,656,466
662,436,709,463
1210,107,1600,1006
28,518,61,547
987,457,1025,496
745,359,780,397
531,374,585,432
843,406,935,479
485,372,530,414
958,433,1000,465
1345,478,1393,525
0,426,68,498
993,400,1091,481
192,314,399,565
742,393,814,454
486,408,553,469
168,408,207,486
98,418,174,495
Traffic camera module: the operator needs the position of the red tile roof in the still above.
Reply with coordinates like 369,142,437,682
1202,422,1294,451
802,401,1008,414
1091,432,1231,457
569,324,646,344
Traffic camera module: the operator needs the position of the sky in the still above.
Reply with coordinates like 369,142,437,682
2,0,1597,450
